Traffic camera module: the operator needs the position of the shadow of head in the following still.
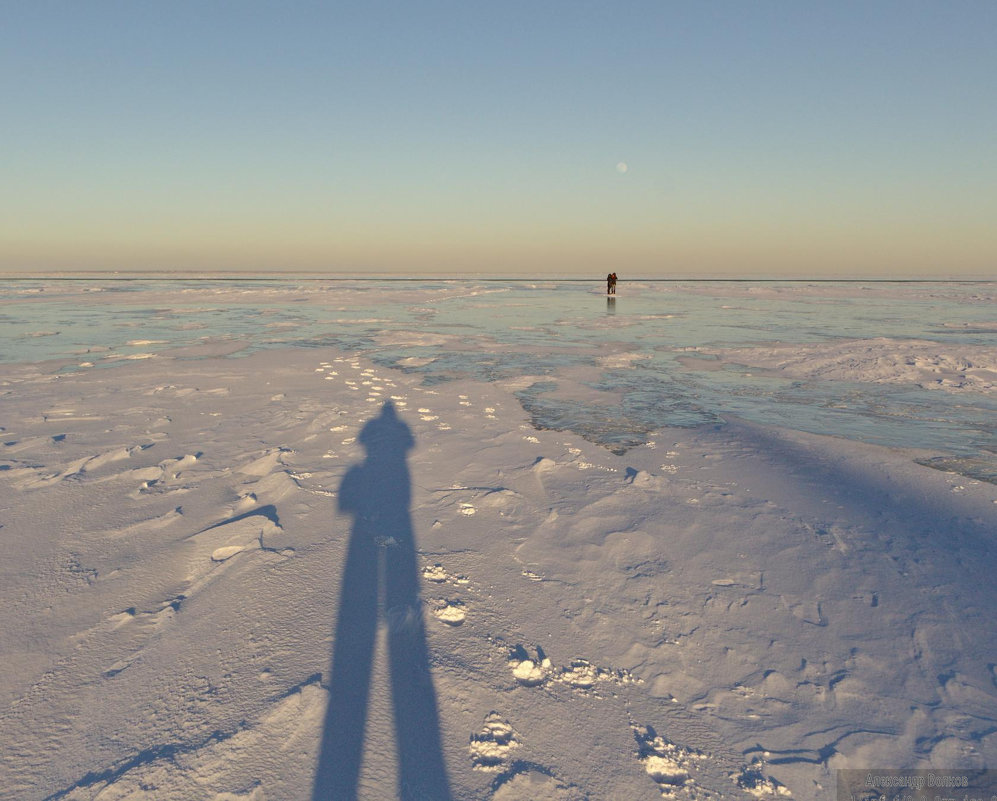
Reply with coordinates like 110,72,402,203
359,401,414,454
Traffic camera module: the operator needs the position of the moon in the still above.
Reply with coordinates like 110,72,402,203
616,162,629,174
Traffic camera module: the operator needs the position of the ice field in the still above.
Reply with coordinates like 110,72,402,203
1,278,996,800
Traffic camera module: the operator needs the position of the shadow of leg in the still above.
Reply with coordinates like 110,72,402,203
312,530,378,801
386,540,451,801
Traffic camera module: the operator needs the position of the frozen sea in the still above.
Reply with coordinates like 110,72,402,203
3,278,995,470
2,277,997,801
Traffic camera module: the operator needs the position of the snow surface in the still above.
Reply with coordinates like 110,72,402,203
701,338,997,394
1,281,996,800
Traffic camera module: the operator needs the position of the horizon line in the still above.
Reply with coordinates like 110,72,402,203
0,273,993,284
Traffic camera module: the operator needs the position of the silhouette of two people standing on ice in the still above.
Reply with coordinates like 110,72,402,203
313,401,451,801
606,272,617,295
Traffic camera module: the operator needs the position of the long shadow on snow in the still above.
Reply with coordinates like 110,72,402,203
312,401,451,801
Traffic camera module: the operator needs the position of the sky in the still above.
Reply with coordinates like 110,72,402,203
2,1,995,278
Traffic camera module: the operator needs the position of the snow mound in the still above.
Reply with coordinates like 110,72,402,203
469,712,519,771
706,338,997,393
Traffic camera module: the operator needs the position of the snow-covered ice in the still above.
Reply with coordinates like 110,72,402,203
1,279,996,800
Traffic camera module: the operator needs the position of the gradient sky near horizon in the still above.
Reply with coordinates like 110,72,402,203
3,1,995,277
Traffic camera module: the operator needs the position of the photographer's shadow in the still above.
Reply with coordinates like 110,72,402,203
312,401,451,801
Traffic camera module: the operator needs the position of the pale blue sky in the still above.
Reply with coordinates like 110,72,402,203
2,1,995,276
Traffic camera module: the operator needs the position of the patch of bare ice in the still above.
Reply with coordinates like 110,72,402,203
376,330,457,347
596,351,651,369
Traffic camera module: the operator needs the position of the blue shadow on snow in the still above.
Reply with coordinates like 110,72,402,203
312,401,451,801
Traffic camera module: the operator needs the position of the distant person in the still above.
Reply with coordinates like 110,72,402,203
607,272,617,295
